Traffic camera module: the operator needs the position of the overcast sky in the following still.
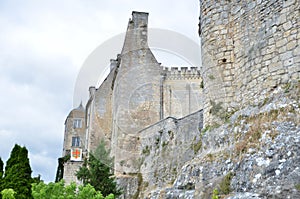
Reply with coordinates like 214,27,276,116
0,0,200,182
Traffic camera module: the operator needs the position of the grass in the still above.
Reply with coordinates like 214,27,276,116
210,100,223,116
162,141,168,148
234,105,299,155
207,153,214,162
295,184,300,191
142,145,150,156
211,172,233,199
208,74,215,80
219,172,233,195
192,139,202,154
132,173,143,199
168,130,174,140
155,137,160,146
200,80,204,89
201,123,221,135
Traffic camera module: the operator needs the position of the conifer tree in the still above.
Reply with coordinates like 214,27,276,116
0,157,3,191
2,144,33,199
76,140,121,197
0,157,3,178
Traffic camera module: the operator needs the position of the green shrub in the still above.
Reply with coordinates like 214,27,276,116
211,188,219,199
219,172,233,195
192,140,202,154
142,146,150,156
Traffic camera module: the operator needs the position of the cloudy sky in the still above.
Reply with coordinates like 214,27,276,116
0,0,200,182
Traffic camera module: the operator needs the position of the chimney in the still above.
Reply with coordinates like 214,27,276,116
121,11,149,54
110,59,117,71
89,86,96,98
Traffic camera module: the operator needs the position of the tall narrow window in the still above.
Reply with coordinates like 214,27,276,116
72,136,80,147
73,119,82,128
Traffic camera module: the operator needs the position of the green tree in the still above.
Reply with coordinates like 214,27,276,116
2,144,33,199
0,157,3,178
55,154,70,182
32,180,114,199
76,140,121,197
1,189,16,199
0,157,3,190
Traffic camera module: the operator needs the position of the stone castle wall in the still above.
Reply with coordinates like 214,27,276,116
85,61,119,153
162,67,203,119
138,110,203,198
116,110,203,198
200,0,300,125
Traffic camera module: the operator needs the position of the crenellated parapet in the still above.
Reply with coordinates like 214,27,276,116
162,66,201,80
160,66,203,120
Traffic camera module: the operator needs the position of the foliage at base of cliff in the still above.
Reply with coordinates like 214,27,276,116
76,140,121,197
32,180,114,199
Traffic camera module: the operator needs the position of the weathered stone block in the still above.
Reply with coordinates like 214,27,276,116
280,51,293,60
287,40,297,50
283,58,294,67
275,38,288,48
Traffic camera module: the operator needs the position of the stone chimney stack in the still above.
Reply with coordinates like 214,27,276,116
88,86,96,98
121,11,149,55
110,59,117,71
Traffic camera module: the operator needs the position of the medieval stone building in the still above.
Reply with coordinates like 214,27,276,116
62,0,300,197
62,11,203,194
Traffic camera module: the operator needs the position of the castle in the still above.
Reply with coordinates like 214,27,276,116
62,11,203,192
62,0,299,197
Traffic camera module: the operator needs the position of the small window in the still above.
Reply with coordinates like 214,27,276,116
73,119,82,128
72,136,80,147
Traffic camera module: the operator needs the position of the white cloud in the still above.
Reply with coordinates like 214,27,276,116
0,0,200,182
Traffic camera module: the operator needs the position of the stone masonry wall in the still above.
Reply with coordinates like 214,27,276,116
86,64,118,153
139,110,203,198
115,110,203,198
112,12,163,175
63,161,82,185
200,0,300,126
162,67,203,119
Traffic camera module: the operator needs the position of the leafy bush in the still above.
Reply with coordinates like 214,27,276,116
32,180,114,199
211,188,219,199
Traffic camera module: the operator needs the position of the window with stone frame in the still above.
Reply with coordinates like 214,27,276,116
72,136,80,147
73,119,82,128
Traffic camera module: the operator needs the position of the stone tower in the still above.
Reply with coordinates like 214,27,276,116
62,103,85,184
111,11,163,175
199,0,300,125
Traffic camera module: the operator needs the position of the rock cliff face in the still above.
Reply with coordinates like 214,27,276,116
145,82,300,199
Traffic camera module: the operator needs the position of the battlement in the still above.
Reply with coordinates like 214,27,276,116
162,66,201,80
